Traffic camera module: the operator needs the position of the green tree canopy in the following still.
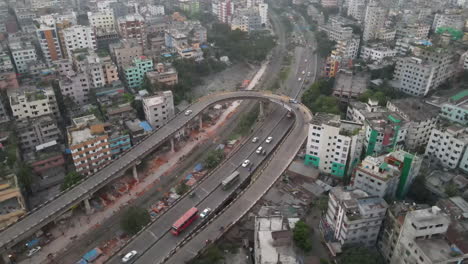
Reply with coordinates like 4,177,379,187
204,149,225,170
61,171,82,191
16,162,34,193
120,206,151,235
176,182,190,195
293,220,312,252
301,78,340,114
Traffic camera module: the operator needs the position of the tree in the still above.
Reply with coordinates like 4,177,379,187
338,246,384,264
301,78,340,114
61,171,82,191
176,182,190,195
314,31,336,57
16,162,34,194
120,206,151,235
293,220,312,252
204,149,225,170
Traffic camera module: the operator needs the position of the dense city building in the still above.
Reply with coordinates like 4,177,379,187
142,91,175,129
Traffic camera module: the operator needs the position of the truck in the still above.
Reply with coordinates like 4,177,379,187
81,248,102,263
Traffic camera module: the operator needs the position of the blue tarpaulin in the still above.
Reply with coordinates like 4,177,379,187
26,238,39,248
193,163,203,172
139,121,153,132
201,45,209,49
75,259,88,264
186,174,193,180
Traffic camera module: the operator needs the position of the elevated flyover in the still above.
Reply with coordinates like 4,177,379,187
0,91,308,256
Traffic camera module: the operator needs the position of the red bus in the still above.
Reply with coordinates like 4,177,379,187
171,207,199,235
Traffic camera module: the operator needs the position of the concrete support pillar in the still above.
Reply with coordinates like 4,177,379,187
84,198,92,215
170,137,175,152
199,115,203,130
259,101,264,118
132,164,139,182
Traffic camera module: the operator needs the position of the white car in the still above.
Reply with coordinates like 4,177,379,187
256,146,263,154
27,246,41,257
307,72,311,77
242,160,250,167
305,59,308,62
265,137,273,143
302,70,306,75
200,208,212,218
185,110,193,116
252,137,259,143
298,78,302,81
122,250,138,262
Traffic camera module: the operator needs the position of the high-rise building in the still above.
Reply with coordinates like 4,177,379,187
258,3,268,25
142,91,175,130
36,25,63,64
305,113,364,178
59,71,91,105
0,100,10,124
425,125,468,171
63,26,97,56
321,0,337,7
88,11,116,32
0,51,14,73
117,14,147,50
324,187,388,251
68,115,112,176
362,3,387,42
16,115,62,153
212,0,235,24
110,39,144,69
347,0,366,22
9,41,37,74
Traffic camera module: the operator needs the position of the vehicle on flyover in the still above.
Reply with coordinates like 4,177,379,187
171,207,199,236
221,171,240,190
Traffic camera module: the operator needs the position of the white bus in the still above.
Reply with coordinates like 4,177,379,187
222,171,240,190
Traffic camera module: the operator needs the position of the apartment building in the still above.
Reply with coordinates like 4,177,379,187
59,71,91,105
395,23,430,40
88,11,115,32
425,125,468,170
212,0,235,24
9,41,37,74
333,70,369,102
318,23,353,42
9,87,59,120
16,115,62,153
258,3,268,25
393,57,436,97
360,44,397,64
117,14,147,49
146,63,178,86
68,115,112,176
230,9,262,32
107,128,131,159
426,90,468,126
305,113,364,178
321,0,337,7
0,174,26,230
347,100,407,156
334,36,360,62
382,206,467,264
63,25,97,56
362,3,387,42
0,51,14,73
386,98,439,150
54,59,73,76
347,0,366,22
36,25,63,64
123,56,153,89
351,150,422,199
142,91,175,129
432,13,464,31
110,39,144,69
324,187,387,250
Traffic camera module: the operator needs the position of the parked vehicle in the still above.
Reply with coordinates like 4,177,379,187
185,110,193,116
82,248,102,263
27,247,41,257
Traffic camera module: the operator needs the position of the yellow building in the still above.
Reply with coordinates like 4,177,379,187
0,174,26,230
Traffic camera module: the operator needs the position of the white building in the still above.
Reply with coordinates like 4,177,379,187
59,71,90,105
335,36,360,61
258,3,268,25
347,0,366,22
147,5,165,16
393,57,436,97
305,113,364,178
362,3,386,42
360,44,397,64
325,187,388,249
36,25,63,65
425,125,468,170
9,87,59,120
352,150,422,199
9,42,37,74
395,23,430,40
212,0,235,24
318,23,353,42
385,206,467,264
432,13,464,31
63,26,97,57
142,91,175,129
87,11,115,32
